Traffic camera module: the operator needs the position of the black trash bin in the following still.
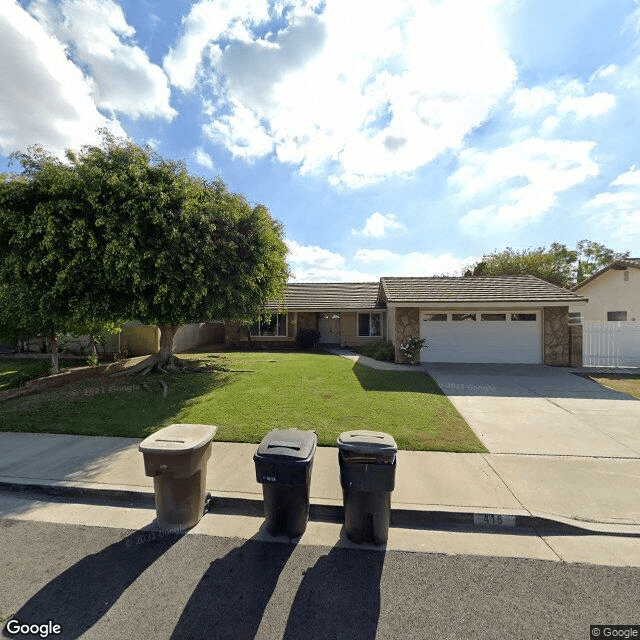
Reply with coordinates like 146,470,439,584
338,430,397,545
254,429,317,537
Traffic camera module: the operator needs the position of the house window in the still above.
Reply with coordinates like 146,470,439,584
424,313,447,321
250,313,287,336
481,313,506,321
358,313,381,336
607,311,627,321
511,313,537,321
452,313,476,321
568,312,582,325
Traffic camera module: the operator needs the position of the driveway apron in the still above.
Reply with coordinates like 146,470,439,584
423,363,640,457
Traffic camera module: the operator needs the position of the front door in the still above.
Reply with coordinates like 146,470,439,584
318,315,340,343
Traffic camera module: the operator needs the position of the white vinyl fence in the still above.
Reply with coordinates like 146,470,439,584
582,321,640,367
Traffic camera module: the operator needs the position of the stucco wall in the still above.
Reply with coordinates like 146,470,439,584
543,306,570,366
337,312,387,347
394,307,420,363
570,268,640,322
121,324,160,356
174,322,225,352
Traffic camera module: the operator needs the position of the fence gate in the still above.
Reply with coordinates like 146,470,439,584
582,321,640,367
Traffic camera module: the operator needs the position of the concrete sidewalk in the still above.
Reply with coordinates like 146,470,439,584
0,432,638,535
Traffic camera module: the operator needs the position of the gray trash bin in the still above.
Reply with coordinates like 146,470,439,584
254,429,317,537
338,430,397,544
139,423,217,530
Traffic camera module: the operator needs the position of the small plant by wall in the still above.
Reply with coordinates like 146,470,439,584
399,337,426,364
355,340,395,362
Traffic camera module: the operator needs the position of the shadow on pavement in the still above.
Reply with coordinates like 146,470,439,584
282,542,385,640
3,526,184,640
170,533,296,640
352,361,435,394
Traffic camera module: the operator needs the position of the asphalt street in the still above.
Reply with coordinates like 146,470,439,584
1,518,639,640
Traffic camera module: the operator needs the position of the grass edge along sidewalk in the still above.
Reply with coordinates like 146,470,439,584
0,351,486,453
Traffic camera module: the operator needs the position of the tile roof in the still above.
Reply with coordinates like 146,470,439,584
265,282,382,311
572,258,640,290
380,275,586,304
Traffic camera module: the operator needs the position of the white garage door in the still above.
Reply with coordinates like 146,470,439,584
419,310,542,364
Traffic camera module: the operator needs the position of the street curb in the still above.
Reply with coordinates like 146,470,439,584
3,478,639,537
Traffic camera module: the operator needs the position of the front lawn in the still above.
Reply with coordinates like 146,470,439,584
0,351,486,452
0,357,81,392
588,374,640,400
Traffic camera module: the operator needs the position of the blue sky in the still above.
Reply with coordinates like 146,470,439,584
1,0,639,281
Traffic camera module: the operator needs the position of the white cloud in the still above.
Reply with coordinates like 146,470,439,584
0,1,125,157
557,91,616,120
509,79,616,130
286,238,478,281
194,147,214,170
286,239,346,269
28,0,176,121
204,101,274,159
163,0,270,92
354,249,395,263
173,0,517,187
509,86,557,116
452,137,599,232
584,166,640,244
286,238,375,282
354,249,478,276
289,266,378,282
611,166,640,187
352,212,405,238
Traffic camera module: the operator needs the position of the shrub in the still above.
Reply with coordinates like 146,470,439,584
296,328,320,350
357,340,395,362
399,337,426,364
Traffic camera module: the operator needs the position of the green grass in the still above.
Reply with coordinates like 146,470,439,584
0,351,487,452
0,357,82,392
589,374,640,400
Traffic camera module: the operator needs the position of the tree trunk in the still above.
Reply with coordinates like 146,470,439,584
48,336,59,374
157,323,179,367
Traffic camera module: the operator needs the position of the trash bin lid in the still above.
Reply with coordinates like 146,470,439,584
337,430,397,456
139,424,217,454
255,429,317,461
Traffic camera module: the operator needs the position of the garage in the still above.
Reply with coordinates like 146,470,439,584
419,310,542,364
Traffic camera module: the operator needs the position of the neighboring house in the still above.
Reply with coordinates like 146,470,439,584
224,282,387,348
570,258,640,323
226,275,586,365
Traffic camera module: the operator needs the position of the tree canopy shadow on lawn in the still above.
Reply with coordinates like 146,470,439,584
351,361,442,395
0,369,235,439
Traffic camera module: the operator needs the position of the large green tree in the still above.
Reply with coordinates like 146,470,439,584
0,148,120,372
68,135,289,371
464,241,629,288
1,135,290,373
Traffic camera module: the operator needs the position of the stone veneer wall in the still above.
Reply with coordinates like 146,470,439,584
394,307,420,363
569,324,583,367
543,306,570,366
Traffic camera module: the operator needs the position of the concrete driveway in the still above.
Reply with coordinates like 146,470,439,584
423,363,640,457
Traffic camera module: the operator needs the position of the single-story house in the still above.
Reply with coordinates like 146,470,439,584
570,258,640,323
226,275,587,365
224,282,387,348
